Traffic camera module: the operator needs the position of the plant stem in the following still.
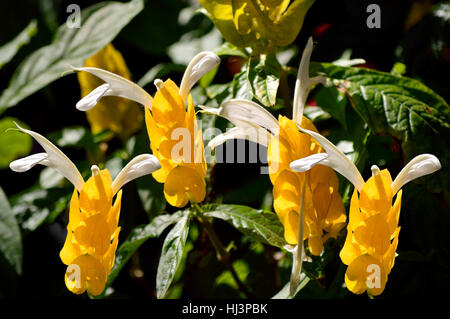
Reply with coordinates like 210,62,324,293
192,203,253,298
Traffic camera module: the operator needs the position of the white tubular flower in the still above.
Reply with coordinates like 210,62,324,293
290,127,441,193
179,51,221,102
290,126,365,191
71,66,153,111
199,99,279,148
391,154,441,194
9,123,85,191
112,154,161,195
9,124,162,195
292,37,326,125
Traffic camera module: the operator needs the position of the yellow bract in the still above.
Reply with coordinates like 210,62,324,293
340,169,401,296
60,169,121,296
198,0,315,52
77,44,143,140
268,116,346,255
145,79,206,207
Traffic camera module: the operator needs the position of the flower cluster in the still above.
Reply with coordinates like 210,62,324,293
198,0,315,52
60,167,121,296
9,125,160,296
291,126,441,295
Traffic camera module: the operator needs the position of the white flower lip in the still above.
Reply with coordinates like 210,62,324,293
112,154,161,195
207,126,271,150
76,83,111,111
391,154,441,194
9,123,85,191
72,66,153,110
290,126,365,191
179,51,220,101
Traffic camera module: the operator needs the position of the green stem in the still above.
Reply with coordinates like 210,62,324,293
192,202,253,298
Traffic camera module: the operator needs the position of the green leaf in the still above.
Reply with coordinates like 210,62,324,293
156,212,192,299
0,117,32,169
272,274,310,299
314,86,348,129
0,0,144,114
107,210,187,288
0,186,22,275
247,53,281,107
232,69,253,101
0,20,37,69
10,187,71,233
310,62,450,198
202,204,286,249
214,41,249,58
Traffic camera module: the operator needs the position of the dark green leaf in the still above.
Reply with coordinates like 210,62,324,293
156,212,191,298
202,204,286,249
0,20,37,69
107,210,187,288
248,53,281,107
0,186,22,275
10,187,71,233
0,0,144,113
310,62,450,199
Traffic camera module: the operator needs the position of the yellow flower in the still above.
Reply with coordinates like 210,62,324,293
9,125,161,296
72,51,220,208
198,0,315,52
77,44,143,140
290,126,441,296
145,78,207,207
268,115,346,255
201,37,344,294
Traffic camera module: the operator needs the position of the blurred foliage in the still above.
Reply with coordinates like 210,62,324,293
0,0,448,300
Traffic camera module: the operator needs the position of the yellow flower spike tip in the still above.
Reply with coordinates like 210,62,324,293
290,126,441,296
198,0,316,52
77,44,143,140
72,51,220,208
201,37,344,295
10,126,161,296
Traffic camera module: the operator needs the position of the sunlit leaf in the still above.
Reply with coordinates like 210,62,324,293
0,117,32,169
106,210,187,288
0,20,37,69
156,212,191,299
203,204,286,248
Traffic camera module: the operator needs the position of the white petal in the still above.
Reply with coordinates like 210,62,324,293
112,154,161,195
179,52,220,101
292,37,326,125
295,126,365,191
10,153,48,172
72,66,153,110
391,154,441,194
207,126,271,149
218,99,279,135
11,124,84,191
290,153,328,172
76,83,111,111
